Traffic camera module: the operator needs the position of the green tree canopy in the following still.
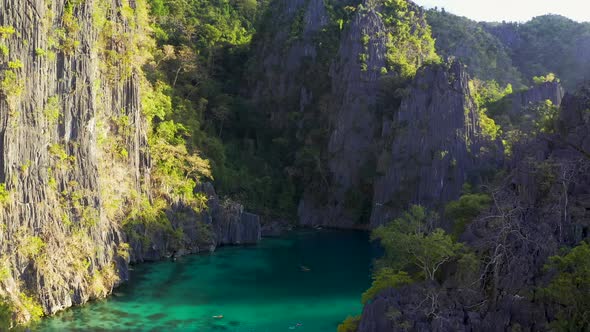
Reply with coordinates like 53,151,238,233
372,205,463,281
445,193,492,238
543,241,590,331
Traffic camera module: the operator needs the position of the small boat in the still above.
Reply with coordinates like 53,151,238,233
212,315,224,319
300,265,311,272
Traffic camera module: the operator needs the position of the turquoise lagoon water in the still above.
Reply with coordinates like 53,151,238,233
35,230,373,332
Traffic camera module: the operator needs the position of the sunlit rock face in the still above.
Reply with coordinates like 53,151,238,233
0,1,262,324
0,0,150,322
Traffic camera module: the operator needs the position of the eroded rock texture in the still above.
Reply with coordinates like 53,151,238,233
127,183,261,263
251,0,332,128
251,0,465,229
299,0,392,227
0,0,151,322
358,86,590,332
371,62,493,227
299,0,441,228
0,1,261,324
509,80,564,115
201,183,261,246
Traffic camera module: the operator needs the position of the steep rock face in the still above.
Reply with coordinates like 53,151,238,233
510,81,564,114
490,80,565,131
250,0,331,128
251,0,442,228
211,207,261,245
126,203,216,263
0,0,151,322
248,0,345,225
0,1,262,324
129,199,262,262
201,183,261,246
299,0,437,228
371,62,488,227
128,183,261,263
556,85,590,154
299,0,391,227
358,87,590,332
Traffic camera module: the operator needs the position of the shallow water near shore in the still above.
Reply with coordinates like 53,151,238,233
35,230,373,332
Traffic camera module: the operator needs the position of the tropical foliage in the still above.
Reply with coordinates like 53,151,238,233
542,242,590,331
363,206,463,304
427,9,524,87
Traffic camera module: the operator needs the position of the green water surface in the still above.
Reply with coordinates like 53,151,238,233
35,230,373,332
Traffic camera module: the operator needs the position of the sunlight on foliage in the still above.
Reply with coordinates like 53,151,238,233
381,0,440,78
362,269,412,304
337,315,361,332
533,73,558,85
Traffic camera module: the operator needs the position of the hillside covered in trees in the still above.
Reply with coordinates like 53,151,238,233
0,0,589,330
428,9,590,90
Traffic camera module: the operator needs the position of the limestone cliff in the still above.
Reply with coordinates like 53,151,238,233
487,80,565,132
0,0,152,323
299,0,393,227
251,0,483,229
509,81,564,115
127,183,262,263
250,0,332,128
0,0,261,326
371,62,491,227
298,0,439,228
357,86,590,332
201,183,261,246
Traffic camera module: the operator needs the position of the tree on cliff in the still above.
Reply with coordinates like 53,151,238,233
543,241,590,331
361,205,464,307
372,205,463,281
